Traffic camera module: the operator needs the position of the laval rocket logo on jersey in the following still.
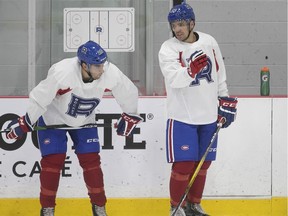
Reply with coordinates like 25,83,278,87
186,53,214,87
179,49,214,87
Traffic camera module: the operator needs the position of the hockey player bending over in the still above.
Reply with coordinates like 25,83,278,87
6,41,143,216
158,2,238,216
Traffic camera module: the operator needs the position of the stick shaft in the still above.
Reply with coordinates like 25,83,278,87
0,123,111,133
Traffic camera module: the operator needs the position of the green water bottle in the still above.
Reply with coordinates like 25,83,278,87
260,67,270,96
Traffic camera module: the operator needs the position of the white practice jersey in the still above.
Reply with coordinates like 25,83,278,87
159,31,229,125
26,57,138,126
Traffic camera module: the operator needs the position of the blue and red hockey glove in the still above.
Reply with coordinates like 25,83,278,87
6,113,33,139
115,113,143,137
187,50,208,78
218,97,238,128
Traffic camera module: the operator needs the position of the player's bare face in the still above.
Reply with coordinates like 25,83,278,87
81,63,104,82
171,20,193,42
89,64,104,80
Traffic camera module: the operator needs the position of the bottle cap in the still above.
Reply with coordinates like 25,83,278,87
261,66,269,72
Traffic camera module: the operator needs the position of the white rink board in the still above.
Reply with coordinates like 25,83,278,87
204,98,272,196
271,98,288,197
0,97,285,198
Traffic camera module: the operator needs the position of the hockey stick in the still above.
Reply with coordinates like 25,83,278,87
0,123,111,133
171,118,226,216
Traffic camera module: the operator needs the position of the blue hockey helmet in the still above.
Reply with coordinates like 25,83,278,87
77,40,107,65
168,2,195,23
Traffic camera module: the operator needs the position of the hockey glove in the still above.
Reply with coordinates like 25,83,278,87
218,97,238,128
115,113,143,137
6,113,33,139
187,50,208,78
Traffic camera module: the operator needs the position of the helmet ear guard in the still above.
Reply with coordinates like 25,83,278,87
168,2,195,23
77,40,107,65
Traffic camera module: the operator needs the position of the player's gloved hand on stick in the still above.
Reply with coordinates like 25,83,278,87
218,97,238,128
6,113,33,139
187,50,208,78
115,113,143,137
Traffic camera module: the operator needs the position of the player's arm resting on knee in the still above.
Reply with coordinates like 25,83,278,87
218,97,238,128
6,113,34,139
115,113,143,137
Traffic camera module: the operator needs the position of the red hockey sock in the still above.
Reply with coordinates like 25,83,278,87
40,154,66,207
169,161,196,207
188,161,211,203
77,153,107,206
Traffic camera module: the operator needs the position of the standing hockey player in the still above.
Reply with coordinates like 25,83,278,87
158,2,238,216
6,40,143,216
